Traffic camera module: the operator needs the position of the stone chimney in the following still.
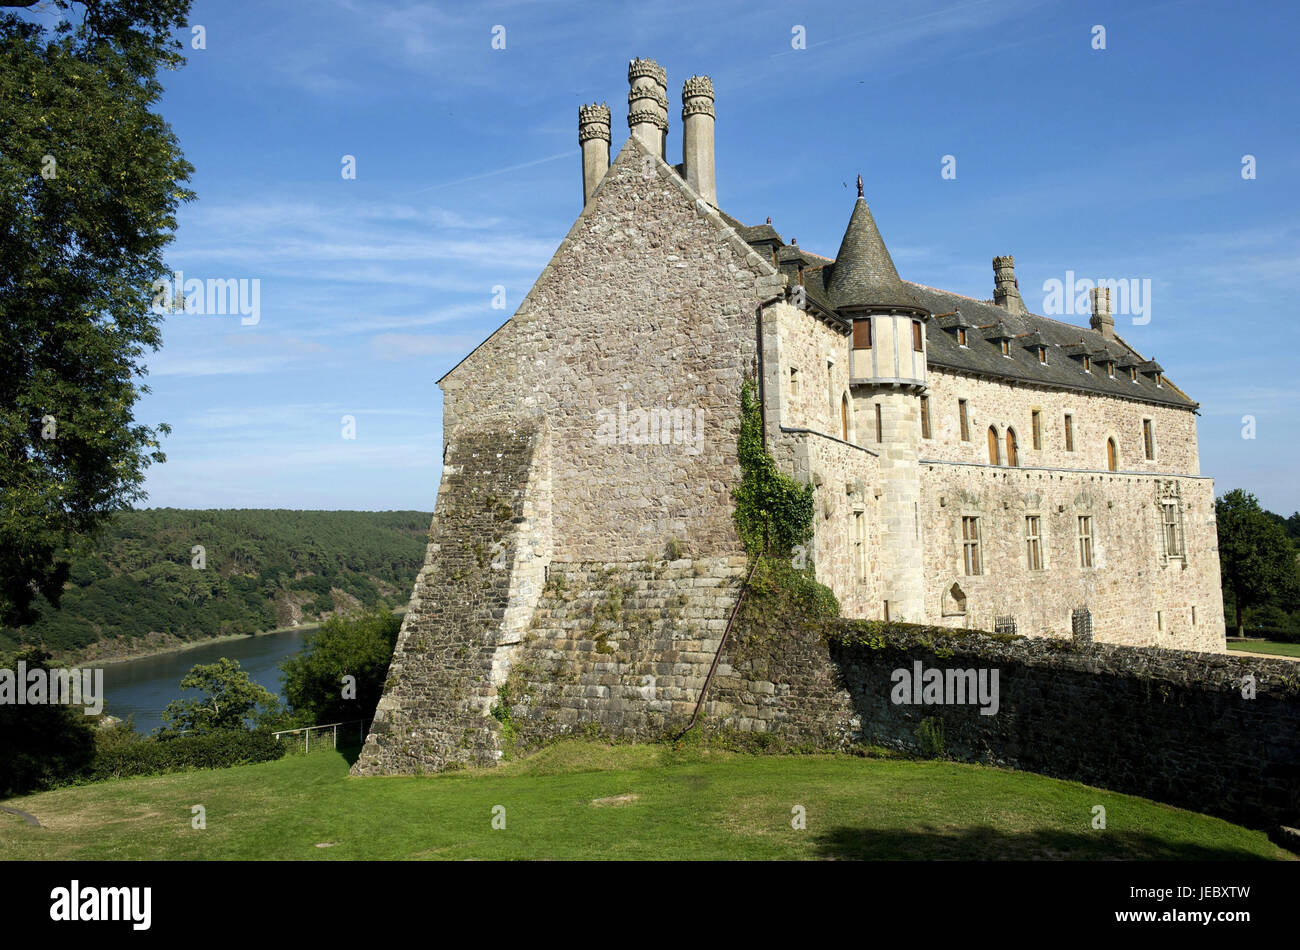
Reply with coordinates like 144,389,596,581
578,102,611,205
1090,286,1115,339
992,255,1027,314
681,75,716,206
628,58,668,158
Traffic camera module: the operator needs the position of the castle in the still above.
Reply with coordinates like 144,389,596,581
353,59,1226,775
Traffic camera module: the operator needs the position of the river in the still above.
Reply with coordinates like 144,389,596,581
100,628,309,735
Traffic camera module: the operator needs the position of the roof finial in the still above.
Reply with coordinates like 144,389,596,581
856,174,863,198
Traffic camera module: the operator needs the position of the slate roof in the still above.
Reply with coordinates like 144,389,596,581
824,197,923,312
725,211,1194,408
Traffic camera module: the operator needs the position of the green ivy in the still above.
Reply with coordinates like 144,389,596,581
732,378,814,557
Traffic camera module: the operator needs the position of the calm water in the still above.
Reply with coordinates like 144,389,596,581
100,628,309,735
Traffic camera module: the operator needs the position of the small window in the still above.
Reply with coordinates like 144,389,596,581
841,393,850,441
883,601,891,622
1077,515,1094,568
1082,355,1091,373
1026,515,1043,571
1143,419,1154,460
1031,410,1042,450
1130,366,1137,382
962,516,982,576
1064,414,1074,452
957,328,968,346
958,399,970,442
920,395,931,439
1191,605,1197,626
1037,346,1047,364
1107,361,1115,378
1001,339,1010,357
1157,610,1164,632
1156,373,1163,388
874,403,883,443
1107,437,1117,472
912,320,923,352
987,426,1000,465
854,510,868,582
853,319,872,349
1162,500,1184,558
1005,428,1019,467
789,367,800,398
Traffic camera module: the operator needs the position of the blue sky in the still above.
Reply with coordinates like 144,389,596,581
51,0,1300,512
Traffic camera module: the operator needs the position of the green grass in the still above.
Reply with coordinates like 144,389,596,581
0,741,1290,860
1227,639,1300,658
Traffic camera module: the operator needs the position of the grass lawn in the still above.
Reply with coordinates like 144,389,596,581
0,741,1291,860
1227,639,1300,658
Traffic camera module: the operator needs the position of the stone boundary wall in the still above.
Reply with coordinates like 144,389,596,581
712,619,1300,832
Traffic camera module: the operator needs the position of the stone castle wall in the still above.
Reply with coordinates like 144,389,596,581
710,620,1299,833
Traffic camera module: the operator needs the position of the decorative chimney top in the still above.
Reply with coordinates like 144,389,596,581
992,255,1027,315
1090,286,1116,339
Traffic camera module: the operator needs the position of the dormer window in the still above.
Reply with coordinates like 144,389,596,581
1156,373,1163,388
1000,339,1010,357
1107,361,1115,378
957,328,968,347
1037,346,1047,364
1082,355,1091,373
1130,366,1137,383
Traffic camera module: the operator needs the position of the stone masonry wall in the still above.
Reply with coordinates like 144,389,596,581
918,463,1225,650
711,620,1300,832
352,424,548,774
439,135,782,564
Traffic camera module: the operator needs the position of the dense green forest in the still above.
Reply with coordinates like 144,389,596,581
0,510,430,658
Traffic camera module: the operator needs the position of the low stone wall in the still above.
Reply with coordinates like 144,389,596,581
713,619,1300,832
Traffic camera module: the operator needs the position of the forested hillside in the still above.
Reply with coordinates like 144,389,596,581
0,510,431,660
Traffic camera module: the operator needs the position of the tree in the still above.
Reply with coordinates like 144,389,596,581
280,609,402,727
0,1,194,626
160,657,281,734
0,647,97,795
1216,489,1300,636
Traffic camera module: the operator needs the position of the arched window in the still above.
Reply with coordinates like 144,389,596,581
1005,428,1019,467
841,393,850,441
987,426,1000,465
1107,438,1117,472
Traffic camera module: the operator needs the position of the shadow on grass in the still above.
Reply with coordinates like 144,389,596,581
811,825,1272,861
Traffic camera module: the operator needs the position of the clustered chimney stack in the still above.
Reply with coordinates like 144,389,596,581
578,102,611,205
992,255,1027,314
627,58,668,158
681,75,716,207
1090,286,1115,339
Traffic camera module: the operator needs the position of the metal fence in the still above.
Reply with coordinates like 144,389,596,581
273,719,369,754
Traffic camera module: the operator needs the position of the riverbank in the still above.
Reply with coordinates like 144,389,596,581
48,608,405,668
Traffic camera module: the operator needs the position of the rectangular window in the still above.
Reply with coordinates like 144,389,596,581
1143,419,1154,460
874,403,883,443
854,510,868,582
1038,346,1047,364
1083,355,1091,373
959,399,969,442
912,320,923,352
1064,414,1074,452
883,601,891,622
962,516,982,576
853,319,872,349
1107,361,1115,378
1001,339,1010,357
1025,515,1043,571
920,396,931,439
1191,605,1197,626
1130,366,1138,382
1077,515,1094,568
1162,500,1184,558
957,328,968,346
1157,610,1164,632
789,367,799,398
1031,410,1042,450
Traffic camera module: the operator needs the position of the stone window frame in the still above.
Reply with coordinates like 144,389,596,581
789,365,800,399
874,402,883,443
1031,408,1042,450
920,395,931,440
1157,480,1186,564
958,398,970,442
1025,514,1044,571
853,507,868,583
1143,417,1156,461
1063,411,1075,453
1077,514,1095,569
961,514,983,576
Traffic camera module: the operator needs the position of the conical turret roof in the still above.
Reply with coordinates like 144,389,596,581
826,185,922,312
